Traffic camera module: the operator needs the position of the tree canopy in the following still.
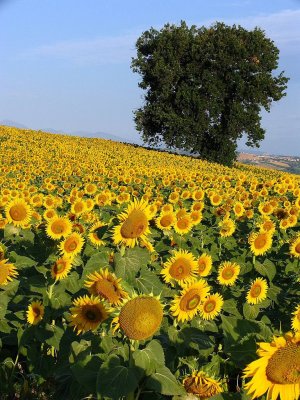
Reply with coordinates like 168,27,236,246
131,21,289,166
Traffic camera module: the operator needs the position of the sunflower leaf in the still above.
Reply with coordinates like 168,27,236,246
133,340,165,375
96,354,139,398
146,366,185,396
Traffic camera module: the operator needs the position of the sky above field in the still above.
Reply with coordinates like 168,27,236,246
0,0,299,155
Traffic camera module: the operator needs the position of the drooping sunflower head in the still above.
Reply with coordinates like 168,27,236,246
59,232,84,257
217,261,240,286
170,280,210,322
200,293,224,320
5,198,32,228
197,253,213,277
112,199,152,247
84,268,128,305
243,332,300,400
46,216,72,240
183,370,223,399
115,295,163,340
246,277,268,305
26,300,44,325
0,259,18,286
161,249,198,287
51,257,72,280
69,295,109,334
248,231,273,256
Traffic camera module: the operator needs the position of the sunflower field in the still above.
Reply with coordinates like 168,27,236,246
0,126,299,400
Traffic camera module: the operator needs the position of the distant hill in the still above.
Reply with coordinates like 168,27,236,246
0,120,137,144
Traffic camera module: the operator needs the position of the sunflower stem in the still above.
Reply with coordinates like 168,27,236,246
253,255,256,266
47,281,57,300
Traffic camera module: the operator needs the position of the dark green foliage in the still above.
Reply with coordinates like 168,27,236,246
131,21,289,166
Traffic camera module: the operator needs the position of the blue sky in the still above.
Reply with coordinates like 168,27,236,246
0,0,299,155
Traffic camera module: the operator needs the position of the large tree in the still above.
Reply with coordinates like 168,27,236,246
131,21,289,166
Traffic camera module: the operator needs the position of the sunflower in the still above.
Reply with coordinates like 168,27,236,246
5,198,32,228
190,210,203,225
174,215,193,235
210,193,222,206
233,202,245,217
290,235,300,258
59,232,84,258
292,305,300,331
51,257,72,280
219,218,236,238
84,268,128,305
155,212,176,231
217,261,240,286
247,278,268,305
69,295,109,334
115,295,163,340
183,370,223,398
161,249,198,287
0,259,18,285
249,231,272,256
170,280,210,322
258,218,276,235
200,293,223,320
243,332,300,400
46,216,72,240
88,221,106,247
112,199,152,247
44,209,58,221
26,301,44,325
197,253,213,277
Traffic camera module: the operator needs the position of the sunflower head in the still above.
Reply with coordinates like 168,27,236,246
249,231,272,256
246,277,268,305
183,370,223,399
217,261,240,286
26,301,44,325
197,253,212,277
200,293,223,320
59,232,84,257
5,198,32,228
69,295,109,334
51,257,72,280
46,216,72,240
84,268,128,305
0,259,18,286
161,249,198,287
116,295,163,340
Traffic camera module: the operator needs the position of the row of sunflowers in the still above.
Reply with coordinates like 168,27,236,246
0,126,299,400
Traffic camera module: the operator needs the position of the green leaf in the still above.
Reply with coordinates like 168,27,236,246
114,247,150,282
71,354,102,390
133,340,165,375
9,251,36,269
135,266,164,295
254,260,276,281
82,251,109,279
146,366,185,396
243,303,260,320
223,299,242,317
0,294,9,319
96,355,139,398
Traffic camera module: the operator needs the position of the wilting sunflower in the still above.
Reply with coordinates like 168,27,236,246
46,216,72,240
170,280,210,322
88,221,106,247
5,198,32,228
0,259,18,285
217,261,240,286
243,332,300,400
200,293,224,320
183,370,223,398
84,268,128,305
292,305,300,331
219,218,236,238
161,249,198,287
112,199,152,247
114,295,163,340
26,300,44,325
290,235,300,258
51,257,72,280
174,215,193,235
59,232,84,258
247,278,268,305
155,212,176,231
249,231,272,256
69,295,109,334
197,253,213,277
